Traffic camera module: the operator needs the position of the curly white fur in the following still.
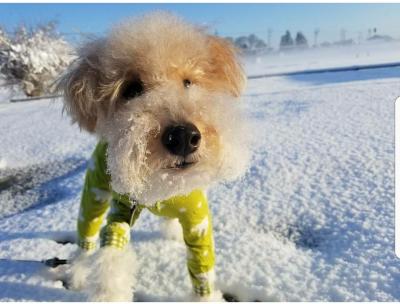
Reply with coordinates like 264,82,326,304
59,13,249,207
97,87,250,205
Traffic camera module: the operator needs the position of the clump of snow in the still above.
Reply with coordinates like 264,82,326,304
190,216,209,237
0,158,6,170
160,218,183,242
244,41,400,76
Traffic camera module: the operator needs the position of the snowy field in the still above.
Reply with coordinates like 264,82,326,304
246,41,400,76
0,46,399,301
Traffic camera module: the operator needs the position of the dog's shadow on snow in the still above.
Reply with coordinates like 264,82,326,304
0,228,172,246
0,281,82,301
0,157,87,220
0,260,83,301
131,229,163,242
288,65,400,85
0,230,76,244
245,96,322,121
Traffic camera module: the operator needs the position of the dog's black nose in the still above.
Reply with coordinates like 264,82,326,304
162,123,201,157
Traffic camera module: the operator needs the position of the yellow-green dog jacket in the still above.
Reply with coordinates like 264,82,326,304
77,141,216,296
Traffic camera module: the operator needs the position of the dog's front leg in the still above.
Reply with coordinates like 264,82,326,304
84,198,142,302
67,142,113,291
179,197,223,302
149,190,224,301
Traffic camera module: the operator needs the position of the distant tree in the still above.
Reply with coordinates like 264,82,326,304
0,22,73,96
280,30,294,49
225,36,234,44
234,34,267,53
254,39,267,49
235,36,250,49
320,41,331,48
295,32,308,48
248,34,257,45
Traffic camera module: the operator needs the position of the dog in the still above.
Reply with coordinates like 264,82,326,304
57,12,249,301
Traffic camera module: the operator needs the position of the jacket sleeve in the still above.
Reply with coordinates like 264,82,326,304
148,190,216,296
77,141,112,250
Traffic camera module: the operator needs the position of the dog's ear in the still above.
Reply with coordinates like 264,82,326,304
57,40,104,133
207,35,247,97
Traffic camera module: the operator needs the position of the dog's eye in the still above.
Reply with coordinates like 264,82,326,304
183,79,192,88
122,79,144,100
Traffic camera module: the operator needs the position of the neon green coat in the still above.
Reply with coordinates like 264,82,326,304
77,141,215,296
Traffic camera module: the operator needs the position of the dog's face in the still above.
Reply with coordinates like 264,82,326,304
59,13,250,204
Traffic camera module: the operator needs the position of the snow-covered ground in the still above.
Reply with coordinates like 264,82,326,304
0,46,399,301
245,41,400,76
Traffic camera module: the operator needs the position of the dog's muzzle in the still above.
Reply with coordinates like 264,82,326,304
162,122,201,157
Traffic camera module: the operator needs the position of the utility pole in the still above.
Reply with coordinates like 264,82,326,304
267,28,273,48
340,28,347,42
314,28,320,47
358,31,363,44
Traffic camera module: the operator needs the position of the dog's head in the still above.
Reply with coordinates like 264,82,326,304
59,12,250,205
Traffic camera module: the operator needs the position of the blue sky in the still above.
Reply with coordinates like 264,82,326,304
0,3,399,48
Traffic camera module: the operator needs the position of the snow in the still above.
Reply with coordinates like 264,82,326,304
0,45,399,301
245,41,400,76
190,216,209,237
0,158,6,170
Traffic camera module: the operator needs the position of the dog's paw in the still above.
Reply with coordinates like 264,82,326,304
41,250,93,291
41,262,71,290
85,246,137,301
65,249,94,291
160,218,184,242
190,290,226,302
